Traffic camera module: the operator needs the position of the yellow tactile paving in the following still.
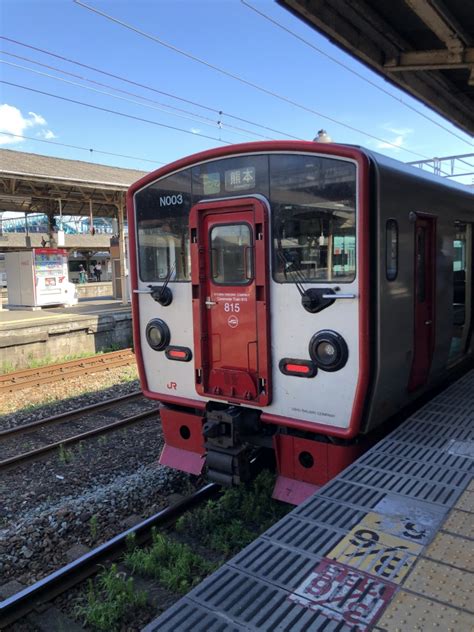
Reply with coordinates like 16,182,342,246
423,531,474,572
442,509,474,539
454,489,474,513
403,557,474,612
377,591,474,631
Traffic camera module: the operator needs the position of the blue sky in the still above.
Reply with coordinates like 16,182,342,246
1,0,473,180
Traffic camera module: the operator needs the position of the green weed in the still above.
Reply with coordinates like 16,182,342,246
58,443,73,464
124,530,215,594
89,514,99,541
176,470,289,556
75,565,147,631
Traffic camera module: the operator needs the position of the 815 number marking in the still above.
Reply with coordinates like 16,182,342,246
224,302,240,312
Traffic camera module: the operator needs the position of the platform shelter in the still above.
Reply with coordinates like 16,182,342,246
0,148,146,303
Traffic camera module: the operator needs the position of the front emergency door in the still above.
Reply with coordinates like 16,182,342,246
190,197,271,406
408,216,436,391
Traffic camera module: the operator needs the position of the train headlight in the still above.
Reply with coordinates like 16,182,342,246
309,330,348,372
146,318,170,351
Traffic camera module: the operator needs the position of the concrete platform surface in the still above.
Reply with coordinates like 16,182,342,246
145,371,474,632
0,297,130,330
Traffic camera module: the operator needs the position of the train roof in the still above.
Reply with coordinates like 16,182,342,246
358,146,473,196
129,141,473,199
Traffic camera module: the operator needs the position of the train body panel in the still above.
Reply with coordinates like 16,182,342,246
136,210,361,430
128,141,473,503
365,154,473,432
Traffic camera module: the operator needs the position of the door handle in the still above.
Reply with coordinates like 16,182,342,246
205,298,217,308
425,320,432,325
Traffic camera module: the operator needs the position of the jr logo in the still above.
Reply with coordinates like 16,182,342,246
166,381,177,390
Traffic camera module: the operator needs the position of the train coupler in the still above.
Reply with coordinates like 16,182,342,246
203,405,261,486
206,446,252,486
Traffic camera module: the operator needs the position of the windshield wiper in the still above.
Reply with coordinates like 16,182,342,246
277,250,335,314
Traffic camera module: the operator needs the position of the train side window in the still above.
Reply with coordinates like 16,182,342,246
386,219,398,281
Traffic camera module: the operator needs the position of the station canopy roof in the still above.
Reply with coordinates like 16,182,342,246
278,0,474,137
0,148,147,217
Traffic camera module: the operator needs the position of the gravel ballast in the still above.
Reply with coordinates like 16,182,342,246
0,364,191,588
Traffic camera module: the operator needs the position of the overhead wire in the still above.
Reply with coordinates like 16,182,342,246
0,131,164,165
0,80,234,145
241,0,473,148
0,36,301,141
72,0,432,159
0,57,271,140
0,51,275,141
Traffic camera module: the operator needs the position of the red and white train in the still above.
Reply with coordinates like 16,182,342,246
127,141,473,504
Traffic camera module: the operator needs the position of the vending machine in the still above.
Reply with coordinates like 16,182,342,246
5,248,77,308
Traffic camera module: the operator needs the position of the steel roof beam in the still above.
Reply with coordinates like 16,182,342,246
385,48,474,71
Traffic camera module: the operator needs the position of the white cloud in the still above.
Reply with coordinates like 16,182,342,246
28,111,47,126
37,129,57,140
377,135,405,150
376,124,413,152
0,104,55,145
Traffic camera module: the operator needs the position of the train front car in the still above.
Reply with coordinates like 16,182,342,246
128,141,370,504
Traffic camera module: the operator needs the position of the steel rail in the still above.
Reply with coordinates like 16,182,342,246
0,390,143,440
0,348,134,383
0,349,136,393
0,483,220,628
0,406,158,470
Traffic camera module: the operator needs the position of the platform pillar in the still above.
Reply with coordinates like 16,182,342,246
116,196,128,306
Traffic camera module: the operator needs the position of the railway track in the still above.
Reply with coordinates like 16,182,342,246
0,484,220,629
0,391,156,470
0,348,136,394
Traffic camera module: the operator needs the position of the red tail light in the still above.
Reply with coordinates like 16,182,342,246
165,346,193,362
279,359,317,377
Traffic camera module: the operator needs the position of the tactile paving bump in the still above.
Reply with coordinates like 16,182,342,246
442,508,474,538
454,488,474,512
424,531,474,572
377,590,474,631
403,558,473,611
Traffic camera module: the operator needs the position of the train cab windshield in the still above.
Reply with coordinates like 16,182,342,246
134,152,357,284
